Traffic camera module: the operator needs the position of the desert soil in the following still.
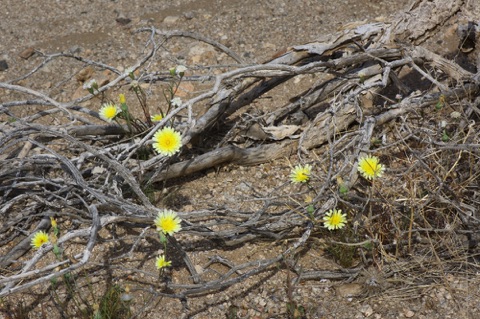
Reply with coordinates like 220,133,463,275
2,0,479,318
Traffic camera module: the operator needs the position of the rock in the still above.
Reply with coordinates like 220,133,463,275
183,11,195,20
92,166,106,175
0,60,8,71
174,82,194,98
188,43,216,64
194,264,204,274
97,69,115,87
244,122,269,141
18,47,35,59
235,182,251,193
287,111,309,125
335,283,363,298
72,85,88,100
116,16,131,26
360,304,374,317
68,45,82,54
262,42,276,51
163,16,180,25
76,66,95,83
72,68,114,99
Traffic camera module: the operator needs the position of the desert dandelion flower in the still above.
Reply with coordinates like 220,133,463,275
155,255,172,269
154,209,182,236
290,164,312,184
151,114,164,122
119,93,126,104
323,209,347,230
357,155,385,180
31,231,50,249
50,216,57,229
99,103,121,123
152,127,182,156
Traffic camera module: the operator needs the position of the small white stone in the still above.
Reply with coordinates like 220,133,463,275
194,264,204,274
360,304,373,317
450,111,461,119
163,16,180,25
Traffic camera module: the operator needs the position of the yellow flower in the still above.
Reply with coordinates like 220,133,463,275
31,231,50,249
154,209,182,236
323,209,347,230
151,114,164,122
155,255,172,269
290,164,312,183
99,103,120,122
50,217,57,228
357,155,385,180
119,93,126,104
152,127,182,156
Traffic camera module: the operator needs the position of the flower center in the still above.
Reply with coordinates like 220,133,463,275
331,215,341,225
105,108,116,118
162,219,175,232
163,137,173,148
363,160,380,175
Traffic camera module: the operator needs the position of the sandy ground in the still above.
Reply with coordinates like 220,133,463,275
5,1,480,318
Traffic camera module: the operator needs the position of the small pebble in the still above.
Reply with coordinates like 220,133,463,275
18,47,35,59
0,60,8,71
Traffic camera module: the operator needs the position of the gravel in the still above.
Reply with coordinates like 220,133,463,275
7,1,474,319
